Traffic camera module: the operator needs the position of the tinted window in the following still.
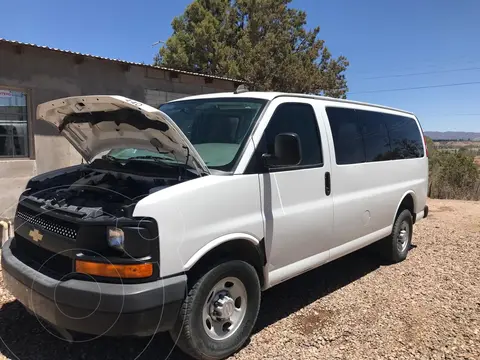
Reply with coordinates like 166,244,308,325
246,102,322,172
326,107,424,164
384,114,424,159
326,107,365,165
264,103,322,166
357,110,392,162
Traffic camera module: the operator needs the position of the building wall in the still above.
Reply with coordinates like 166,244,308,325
0,41,237,218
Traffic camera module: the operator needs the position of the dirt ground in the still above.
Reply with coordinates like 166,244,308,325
1,198,479,360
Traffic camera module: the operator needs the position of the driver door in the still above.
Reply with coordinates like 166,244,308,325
245,98,334,286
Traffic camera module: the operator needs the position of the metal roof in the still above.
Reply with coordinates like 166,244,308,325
0,38,242,83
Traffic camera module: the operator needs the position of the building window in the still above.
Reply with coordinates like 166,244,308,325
0,88,29,158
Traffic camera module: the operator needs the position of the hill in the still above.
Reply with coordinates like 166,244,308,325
424,131,480,141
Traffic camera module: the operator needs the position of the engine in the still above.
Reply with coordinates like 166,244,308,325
21,162,184,219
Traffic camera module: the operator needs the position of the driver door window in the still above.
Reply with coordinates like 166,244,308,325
247,102,323,173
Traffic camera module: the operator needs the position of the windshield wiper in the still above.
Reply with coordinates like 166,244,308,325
101,154,124,162
125,155,176,162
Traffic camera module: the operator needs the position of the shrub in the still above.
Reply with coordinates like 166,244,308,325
426,138,480,200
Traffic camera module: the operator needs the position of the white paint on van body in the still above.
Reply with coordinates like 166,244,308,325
131,92,428,289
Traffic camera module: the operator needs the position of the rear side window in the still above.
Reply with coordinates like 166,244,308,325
357,110,392,162
384,114,424,159
326,107,365,165
326,106,424,165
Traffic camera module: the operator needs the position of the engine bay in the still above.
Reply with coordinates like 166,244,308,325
22,159,194,219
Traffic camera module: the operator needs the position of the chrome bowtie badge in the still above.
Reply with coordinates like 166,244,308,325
29,229,43,242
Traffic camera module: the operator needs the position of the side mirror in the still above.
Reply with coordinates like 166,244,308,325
262,132,302,168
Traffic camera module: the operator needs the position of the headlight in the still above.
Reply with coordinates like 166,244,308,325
107,227,124,251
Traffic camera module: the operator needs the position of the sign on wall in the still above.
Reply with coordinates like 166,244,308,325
0,90,13,98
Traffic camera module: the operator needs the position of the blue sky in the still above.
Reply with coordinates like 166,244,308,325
1,0,480,132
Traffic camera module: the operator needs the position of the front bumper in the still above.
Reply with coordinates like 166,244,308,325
1,238,186,336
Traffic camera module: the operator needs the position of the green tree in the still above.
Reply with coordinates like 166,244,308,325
424,136,439,175
424,136,436,155
155,0,349,97
429,149,479,200
439,152,478,190
424,137,480,200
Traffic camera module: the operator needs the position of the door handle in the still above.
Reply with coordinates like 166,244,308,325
325,172,331,196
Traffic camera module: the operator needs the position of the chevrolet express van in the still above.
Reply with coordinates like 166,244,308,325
1,90,428,360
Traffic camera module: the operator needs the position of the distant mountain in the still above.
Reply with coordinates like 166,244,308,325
424,131,480,141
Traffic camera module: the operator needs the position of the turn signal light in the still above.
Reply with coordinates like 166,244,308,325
75,260,153,279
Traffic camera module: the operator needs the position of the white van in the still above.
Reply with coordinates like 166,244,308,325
1,90,429,360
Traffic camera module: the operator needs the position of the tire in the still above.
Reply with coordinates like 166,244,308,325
169,260,261,360
379,209,413,263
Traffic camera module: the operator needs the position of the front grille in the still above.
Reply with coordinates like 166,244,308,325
16,206,78,240
11,235,73,279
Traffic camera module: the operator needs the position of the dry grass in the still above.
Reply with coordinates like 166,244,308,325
1,199,479,360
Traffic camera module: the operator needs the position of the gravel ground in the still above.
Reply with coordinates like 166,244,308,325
1,198,479,360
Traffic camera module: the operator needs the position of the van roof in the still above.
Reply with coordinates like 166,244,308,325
168,91,415,117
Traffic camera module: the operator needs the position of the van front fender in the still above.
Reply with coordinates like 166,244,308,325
183,233,262,271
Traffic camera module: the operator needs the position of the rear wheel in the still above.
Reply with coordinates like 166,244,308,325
170,260,261,360
380,209,413,263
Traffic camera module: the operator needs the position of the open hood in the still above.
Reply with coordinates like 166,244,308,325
37,95,210,175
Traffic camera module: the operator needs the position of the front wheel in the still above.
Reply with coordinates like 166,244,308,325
170,260,261,360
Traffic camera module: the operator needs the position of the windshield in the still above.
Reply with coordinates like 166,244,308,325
104,97,266,172
161,97,266,170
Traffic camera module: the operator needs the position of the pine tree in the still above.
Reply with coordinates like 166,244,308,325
154,0,349,98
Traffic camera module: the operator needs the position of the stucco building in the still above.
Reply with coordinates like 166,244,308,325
0,38,241,218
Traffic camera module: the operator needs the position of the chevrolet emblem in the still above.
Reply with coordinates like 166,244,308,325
29,229,44,242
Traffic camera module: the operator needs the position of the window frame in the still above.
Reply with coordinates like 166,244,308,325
244,100,324,174
0,85,34,160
